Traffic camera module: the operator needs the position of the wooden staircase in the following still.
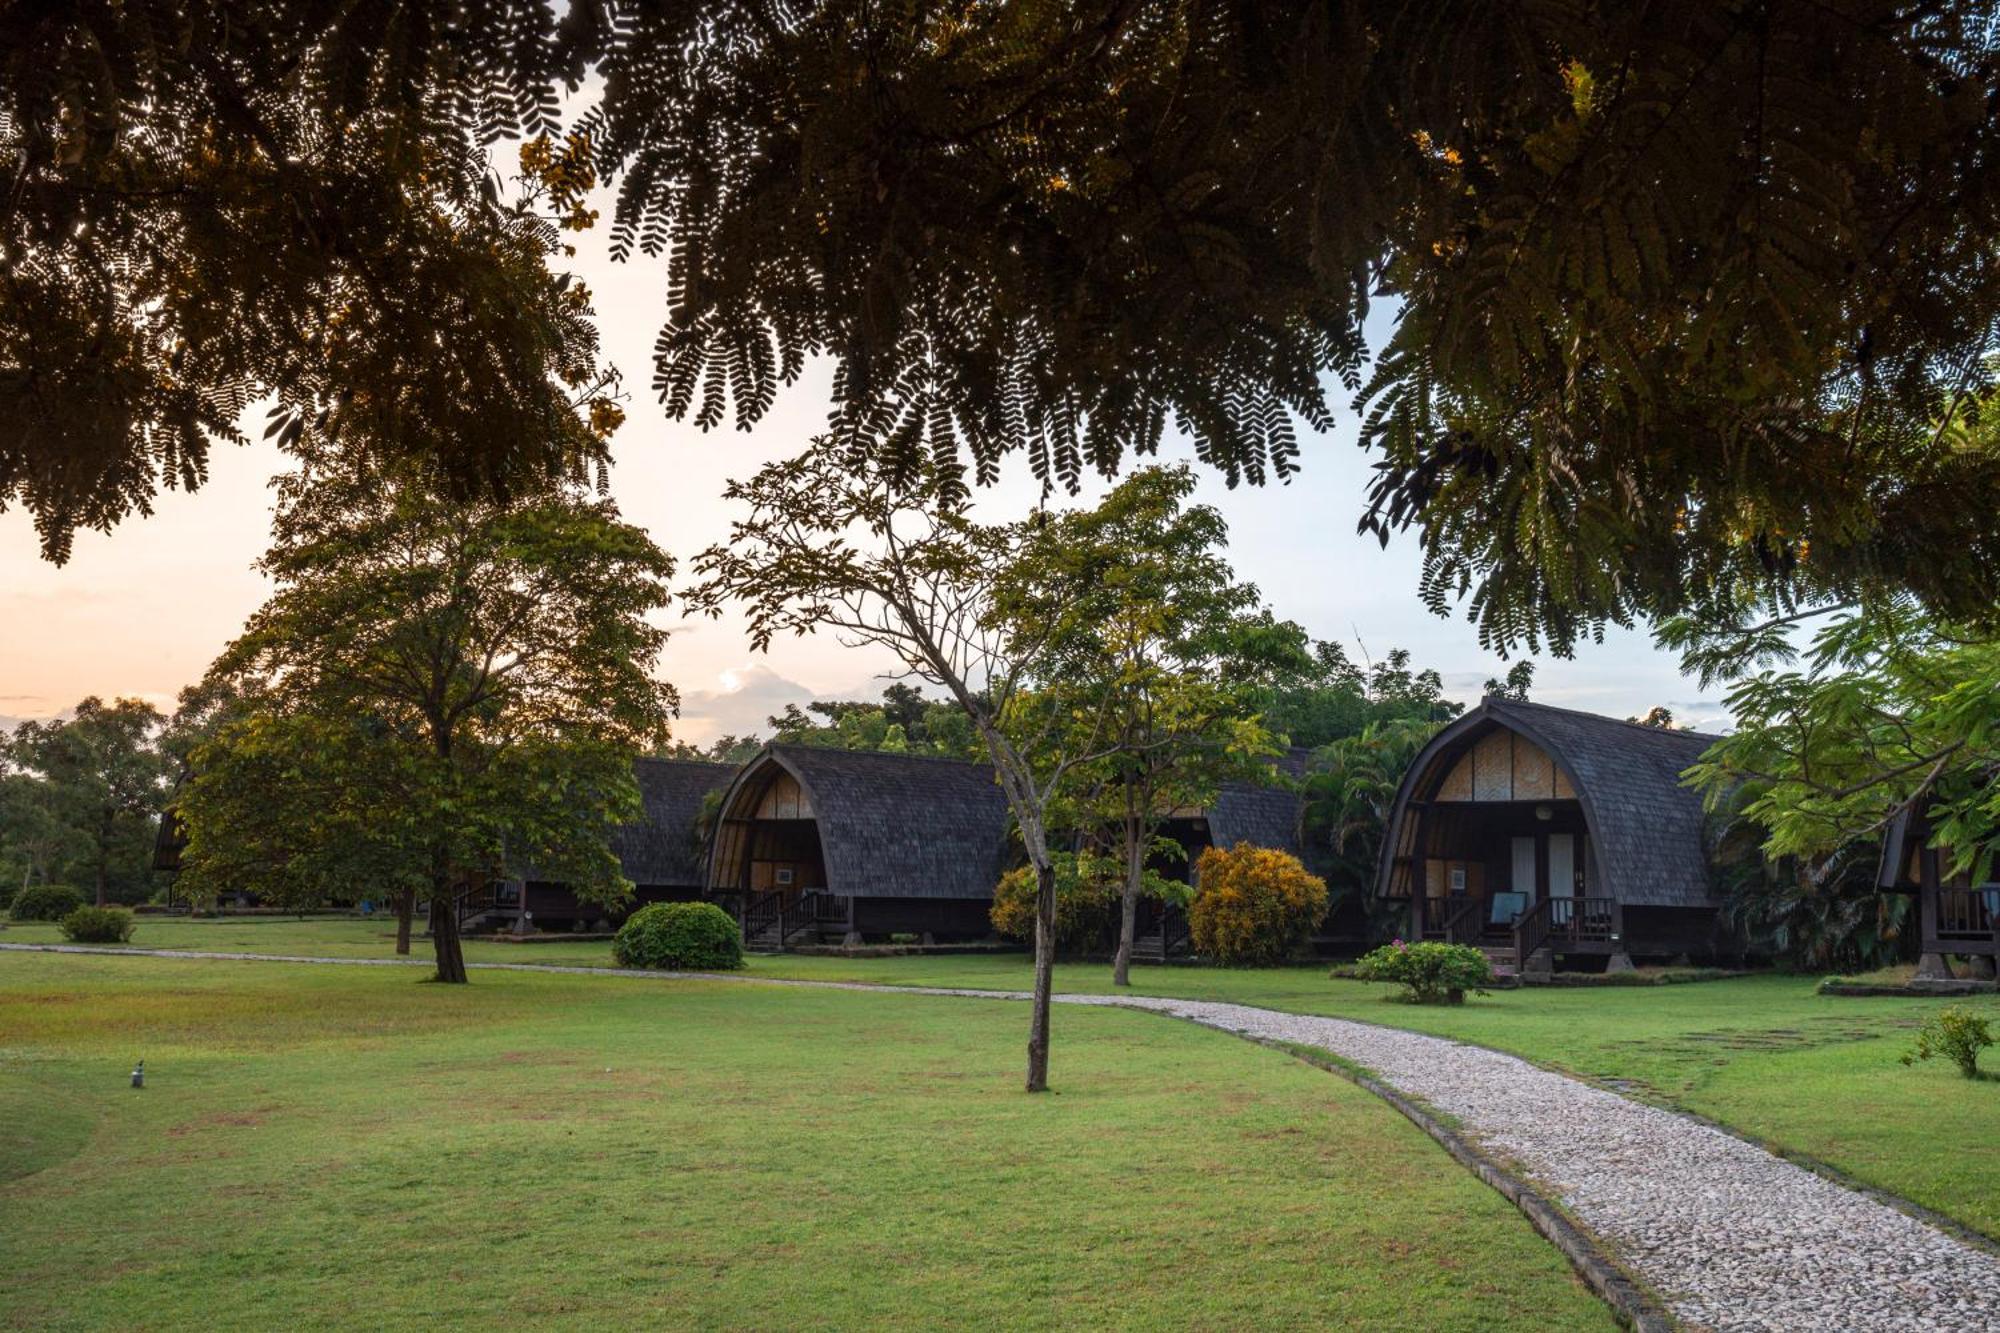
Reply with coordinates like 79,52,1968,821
741,888,844,953
1129,908,1191,964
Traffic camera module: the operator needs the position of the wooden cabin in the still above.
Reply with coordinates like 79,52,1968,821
1148,750,1330,954
705,745,1011,947
481,758,737,932
703,743,1319,952
1876,800,1999,981
1374,698,1723,973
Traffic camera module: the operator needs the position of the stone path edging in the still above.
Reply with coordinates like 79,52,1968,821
1238,1031,1673,1332
10,942,1998,1331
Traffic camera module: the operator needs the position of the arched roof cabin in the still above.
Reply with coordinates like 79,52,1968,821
1375,699,1722,971
706,745,1013,947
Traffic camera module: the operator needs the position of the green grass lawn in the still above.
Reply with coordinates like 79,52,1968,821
11,916,2000,1239
0,953,1610,1332
0,914,622,968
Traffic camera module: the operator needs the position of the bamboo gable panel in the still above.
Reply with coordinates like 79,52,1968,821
1434,729,1565,804
1512,735,1555,798
1472,730,1515,801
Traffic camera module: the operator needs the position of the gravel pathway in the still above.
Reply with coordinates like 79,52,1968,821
1053,993,2000,1333
11,943,2000,1330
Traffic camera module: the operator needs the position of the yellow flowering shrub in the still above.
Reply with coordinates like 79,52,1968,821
1188,844,1327,966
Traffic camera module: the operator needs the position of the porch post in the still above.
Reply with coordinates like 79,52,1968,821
514,880,531,936
1606,899,1634,973
1914,847,1954,981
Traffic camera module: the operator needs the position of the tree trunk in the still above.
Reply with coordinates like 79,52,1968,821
1026,859,1057,1092
95,847,108,908
429,885,468,984
394,890,415,955
1112,792,1142,987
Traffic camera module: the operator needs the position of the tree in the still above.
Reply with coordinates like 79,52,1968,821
0,764,79,897
1482,662,1535,702
998,466,1310,985
179,465,677,982
1685,602,2000,883
689,440,1122,1091
1299,717,1441,918
757,685,986,759
655,735,766,765
2,4,622,562
5,698,171,906
14,5,2000,653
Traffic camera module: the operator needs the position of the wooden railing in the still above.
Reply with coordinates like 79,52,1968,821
787,889,845,943
742,888,845,948
456,882,500,928
1513,895,1618,968
1937,887,2000,943
1437,897,1484,945
742,888,786,943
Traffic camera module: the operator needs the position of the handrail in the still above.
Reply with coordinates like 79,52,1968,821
782,889,838,944
742,888,786,943
1439,897,1484,945
456,882,499,929
1516,895,1619,968
1512,897,1553,969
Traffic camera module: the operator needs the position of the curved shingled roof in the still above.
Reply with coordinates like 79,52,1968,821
715,745,1013,900
1374,699,1721,909
1206,749,1312,861
590,758,740,887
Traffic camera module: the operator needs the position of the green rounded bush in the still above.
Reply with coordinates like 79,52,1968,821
10,884,85,922
613,901,744,971
58,905,136,944
1351,940,1494,1004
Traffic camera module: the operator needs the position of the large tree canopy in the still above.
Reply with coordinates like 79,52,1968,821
1,0,617,562
180,464,679,980
9,2,1999,649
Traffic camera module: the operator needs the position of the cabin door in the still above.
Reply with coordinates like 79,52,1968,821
1510,837,1539,901
1548,835,1577,898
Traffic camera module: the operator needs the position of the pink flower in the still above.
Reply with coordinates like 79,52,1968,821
1391,937,1405,949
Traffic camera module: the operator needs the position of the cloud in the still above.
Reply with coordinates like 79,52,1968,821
673,663,818,745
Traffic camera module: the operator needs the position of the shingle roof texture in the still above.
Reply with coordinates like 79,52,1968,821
752,745,1013,900
610,758,738,887
1380,699,1720,908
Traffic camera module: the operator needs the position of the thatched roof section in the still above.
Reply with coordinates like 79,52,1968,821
611,758,738,887
1206,748,1311,860
716,745,1012,900
1376,699,1721,908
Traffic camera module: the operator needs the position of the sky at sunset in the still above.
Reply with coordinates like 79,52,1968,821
0,196,1734,742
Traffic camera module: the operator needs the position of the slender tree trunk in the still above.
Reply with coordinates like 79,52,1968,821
95,859,108,908
1112,772,1144,980
1026,859,1057,1092
429,883,468,984
1113,808,1143,987
394,890,415,955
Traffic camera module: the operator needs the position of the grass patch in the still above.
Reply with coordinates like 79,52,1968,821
0,953,1610,1331
17,919,2000,1240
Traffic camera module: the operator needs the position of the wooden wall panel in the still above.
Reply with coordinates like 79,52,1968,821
1473,730,1515,801
1438,751,1474,801
1512,736,1555,799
